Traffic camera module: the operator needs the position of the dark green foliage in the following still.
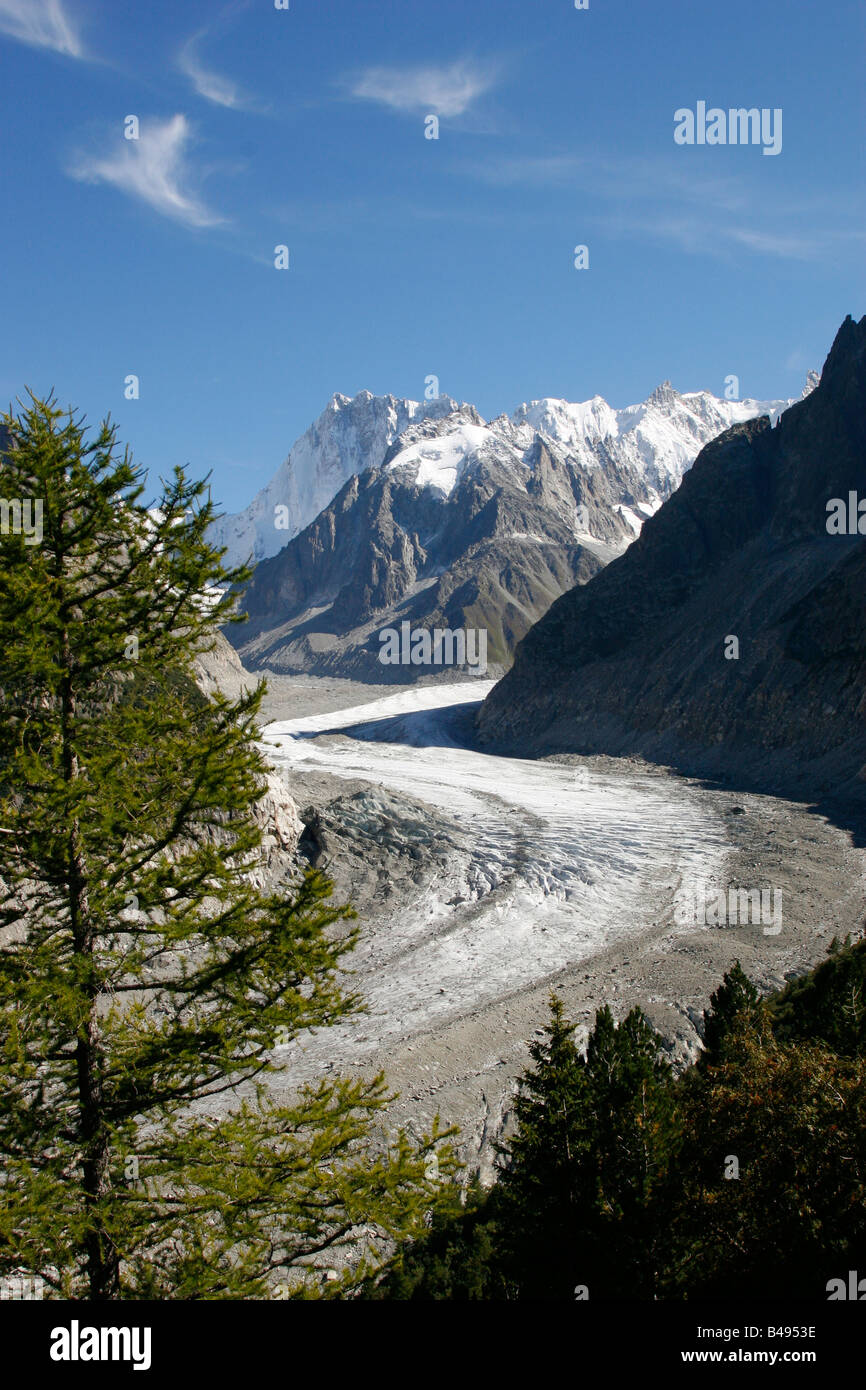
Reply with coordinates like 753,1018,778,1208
699,959,762,1067
0,394,457,1300
495,994,592,1299
664,1018,866,1300
770,932,866,1056
494,996,674,1299
379,938,866,1301
580,1005,676,1296
364,1177,502,1300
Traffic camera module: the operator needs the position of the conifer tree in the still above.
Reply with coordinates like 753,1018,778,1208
667,1017,866,1298
700,960,762,1067
770,934,866,1057
501,996,588,1199
496,997,674,1298
0,393,455,1300
364,1176,499,1300
494,994,589,1297
583,1006,674,1211
580,1004,674,1295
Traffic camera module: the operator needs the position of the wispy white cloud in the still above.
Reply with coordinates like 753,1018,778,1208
0,0,83,57
178,31,251,110
592,209,818,262
461,149,854,262
469,153,586,188
726,226,816,259
467,152,748,213
349,58,499,118
70,115,224,229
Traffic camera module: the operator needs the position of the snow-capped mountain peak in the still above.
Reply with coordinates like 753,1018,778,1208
510,395,618,450
384,423,496,497
208,390,467,568
646,379,681,407
209,377,803,571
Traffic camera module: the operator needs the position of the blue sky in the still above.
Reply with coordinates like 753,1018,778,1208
0,0,863,512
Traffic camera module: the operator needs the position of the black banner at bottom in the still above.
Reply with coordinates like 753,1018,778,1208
4,1297,862,1377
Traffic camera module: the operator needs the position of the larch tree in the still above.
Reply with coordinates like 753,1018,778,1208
0,393,456,1301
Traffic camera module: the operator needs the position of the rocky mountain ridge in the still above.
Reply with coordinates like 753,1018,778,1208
209,380,798,571
477,314,866,804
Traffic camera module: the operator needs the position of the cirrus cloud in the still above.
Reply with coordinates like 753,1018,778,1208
70,115,224,229
349,58,499,118
178,31,251,110
0,0,83,57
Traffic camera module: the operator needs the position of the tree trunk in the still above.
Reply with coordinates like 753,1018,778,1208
62,633,120,1300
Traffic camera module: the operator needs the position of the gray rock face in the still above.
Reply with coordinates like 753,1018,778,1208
226,382,795,682
192,629,258,702
227,438,613,680
246,769,305,876
191,632,305,870
477,315,866,802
